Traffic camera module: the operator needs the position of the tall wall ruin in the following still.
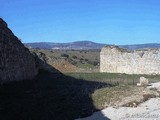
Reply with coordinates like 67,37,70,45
100,46,160,75
0,18,38,82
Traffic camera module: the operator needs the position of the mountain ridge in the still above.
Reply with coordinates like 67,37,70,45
24,41,160,50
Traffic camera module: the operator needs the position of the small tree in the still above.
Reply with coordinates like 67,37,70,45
72,55,77,59
61,53,69,58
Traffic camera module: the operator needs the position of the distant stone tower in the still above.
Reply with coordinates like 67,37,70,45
100,45,160,75
0,18,38,82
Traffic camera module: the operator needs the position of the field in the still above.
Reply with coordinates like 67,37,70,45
1,49,160,120
30,49,100,72
66,72,160,85
66,72,160,109
0,70,160,120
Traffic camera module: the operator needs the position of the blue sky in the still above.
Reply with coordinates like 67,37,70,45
1,0,160,45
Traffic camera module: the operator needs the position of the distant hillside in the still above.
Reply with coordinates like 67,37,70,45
120,43,160,50
24,41,107,50
24,41,160,50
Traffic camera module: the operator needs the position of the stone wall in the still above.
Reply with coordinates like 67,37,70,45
0,18,38,82
100,46,160,74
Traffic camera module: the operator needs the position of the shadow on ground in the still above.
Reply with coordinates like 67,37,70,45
0,63,111,120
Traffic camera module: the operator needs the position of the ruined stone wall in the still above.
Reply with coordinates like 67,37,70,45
0,18,38,82
100,46,160,74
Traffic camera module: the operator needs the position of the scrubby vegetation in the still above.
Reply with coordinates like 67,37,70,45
30,49,100,72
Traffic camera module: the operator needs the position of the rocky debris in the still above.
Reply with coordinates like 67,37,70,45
0,18,38,82
137,77,149,87
112,87,159,108
100,45,160,74
77,98,160,120
76,82,160,120
147,82,160,92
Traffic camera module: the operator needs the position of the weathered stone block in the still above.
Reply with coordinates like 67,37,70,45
139,77,149,86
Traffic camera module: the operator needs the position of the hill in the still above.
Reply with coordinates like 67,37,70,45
121,43,160,50
25,41,160,50
25,41,106,50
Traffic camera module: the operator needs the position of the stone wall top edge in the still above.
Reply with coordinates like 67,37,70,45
0,18,8,27
101,45,160,53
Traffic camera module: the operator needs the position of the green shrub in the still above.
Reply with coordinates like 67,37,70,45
87,61,99,66
61,53,69,58
72,55,77,59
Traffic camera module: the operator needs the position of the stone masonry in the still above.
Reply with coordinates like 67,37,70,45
0,18,38,82
100,45,160,74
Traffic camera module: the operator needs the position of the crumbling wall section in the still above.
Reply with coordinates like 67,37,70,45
100,46,160,75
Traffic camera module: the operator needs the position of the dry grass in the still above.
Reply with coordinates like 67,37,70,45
92,86,134,109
